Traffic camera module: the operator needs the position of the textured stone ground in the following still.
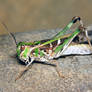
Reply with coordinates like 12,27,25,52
0,28,92,92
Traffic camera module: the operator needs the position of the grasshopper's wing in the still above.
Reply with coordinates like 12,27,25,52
62,44,92,55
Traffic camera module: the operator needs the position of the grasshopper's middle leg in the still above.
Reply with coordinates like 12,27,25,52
50,60,65,78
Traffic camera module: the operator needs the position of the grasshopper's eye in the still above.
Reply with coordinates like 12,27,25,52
21,45,25,51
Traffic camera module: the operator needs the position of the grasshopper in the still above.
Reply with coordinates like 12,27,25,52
1,16,92,80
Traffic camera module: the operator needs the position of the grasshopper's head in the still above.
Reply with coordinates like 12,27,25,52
16,42,31,64
16,42,29,57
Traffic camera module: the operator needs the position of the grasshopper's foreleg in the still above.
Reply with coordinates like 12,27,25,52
15,58,34,81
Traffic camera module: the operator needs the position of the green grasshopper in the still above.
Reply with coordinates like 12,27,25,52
1,16,92,80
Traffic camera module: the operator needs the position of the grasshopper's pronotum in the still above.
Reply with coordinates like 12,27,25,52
1,16,92,80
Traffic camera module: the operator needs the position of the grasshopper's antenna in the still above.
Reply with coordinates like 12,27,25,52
0,20,17,47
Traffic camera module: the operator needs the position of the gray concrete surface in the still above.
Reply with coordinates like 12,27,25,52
0,28,92,92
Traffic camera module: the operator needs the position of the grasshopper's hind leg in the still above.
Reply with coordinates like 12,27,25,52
15,58,34,81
